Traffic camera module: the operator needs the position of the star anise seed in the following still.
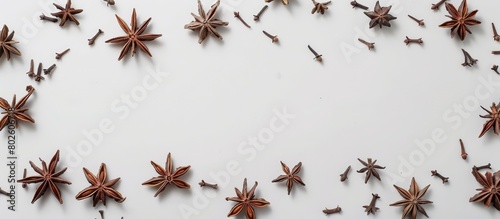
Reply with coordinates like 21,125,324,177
142,153,191,197
478,101,500,138
184,0,229,44
226,178,270,219
390,177,433,219
0,85,35,131
75,163,126,207
439,0,481,41
364,1,397,28
105,8,162,61
272,161,305,195
18,150,71,204
50,0,83,26
0,25,21,61
357,158,385,183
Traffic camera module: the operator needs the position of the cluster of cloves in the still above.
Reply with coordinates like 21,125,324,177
26,59,56,82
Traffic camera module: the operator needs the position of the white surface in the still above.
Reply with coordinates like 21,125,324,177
1,0,500,218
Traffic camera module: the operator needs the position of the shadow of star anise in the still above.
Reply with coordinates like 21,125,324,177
364,1,397,28
0,85,35,131
390,177,433,219
0,25,21,61
50,0,83,26
18,150,71,204
184,0,228,44
469,168,500,210
439,0,481,41
142,153,191,197
357,158,385,183
478,101,500,138
75,163,126,207
226,178,270,219
105,8,162,61
272,161,305,195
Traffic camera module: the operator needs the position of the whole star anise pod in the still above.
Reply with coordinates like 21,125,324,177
469,168,500,210
478,101,500,138
311,0,331,14
364,1,397,28
271,161,305,195
390,177,433,219
105,8,162,61
0,85,35,131
0,25,21,61
75,163,126,207
142,153,191,197
51,0,83,26
226,178,270,219
439,0,480,41
357,158,385,183
18,150,71,204
184,0,228,44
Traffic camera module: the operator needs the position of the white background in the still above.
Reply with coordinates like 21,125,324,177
1,0,500,218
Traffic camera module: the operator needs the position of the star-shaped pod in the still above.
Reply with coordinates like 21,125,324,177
50,0,83,26
226,178,270,219
272,161,305,195
0,25,21,61
364,1,397,28
0,85,35,131
390,177,433,219
18,150,71,204
184,0,229,44
469,168,500,210
105,8,162,61
439,0,480,41
75,163,126,207
142,153,191,197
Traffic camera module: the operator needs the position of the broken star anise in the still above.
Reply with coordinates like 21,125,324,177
18,150,71,204
0,25,21,61
0,85,35,131
51,0,83,26
184,0,228,44
271,161,305,195
142,153,191,197
105,8,162,61
311,0,331,15
439,0,480,41
226,178,270,219
357,158,385,183
478,101,500,138
75,163,126,207
469,167,500,210
265,0,289,5
364,1,397,28
390,177,433,219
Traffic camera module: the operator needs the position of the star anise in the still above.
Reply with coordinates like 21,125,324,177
390,177,433,219
50,0,83,26
357,158,385,183
478,101,500,138
0,85,35,131
75,163,126,207
271,161,305,195
18,150,71,204
226,178,270,219
142,153,191,197
469,168,500,210
0,25,21,61
439,0,480,41
311,0,331,14
105,8,162,61
184,0,229,44
265,0,289,5
364,1,397,28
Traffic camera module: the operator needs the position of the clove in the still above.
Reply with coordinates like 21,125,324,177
363,193,380,215
358,38,375,50
431,0,447,10
199,180,218,189
408,15,424,26
26,59,35,77
493,23,500,41
431,170,449,183
340,165,351,182
55,48,70,60
0,187,9,196
323,206,342,214
473,163,492,171
253,5,268,21
22,168,27,188
350,0,368,10
34,63,44,82
43,64,56,75
404,36,423,45
459,139,468,160
262,30,279,43
88,29,104,45
308,45,322,62
234,12,251,28
492,65,500,74
40,14,58,22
